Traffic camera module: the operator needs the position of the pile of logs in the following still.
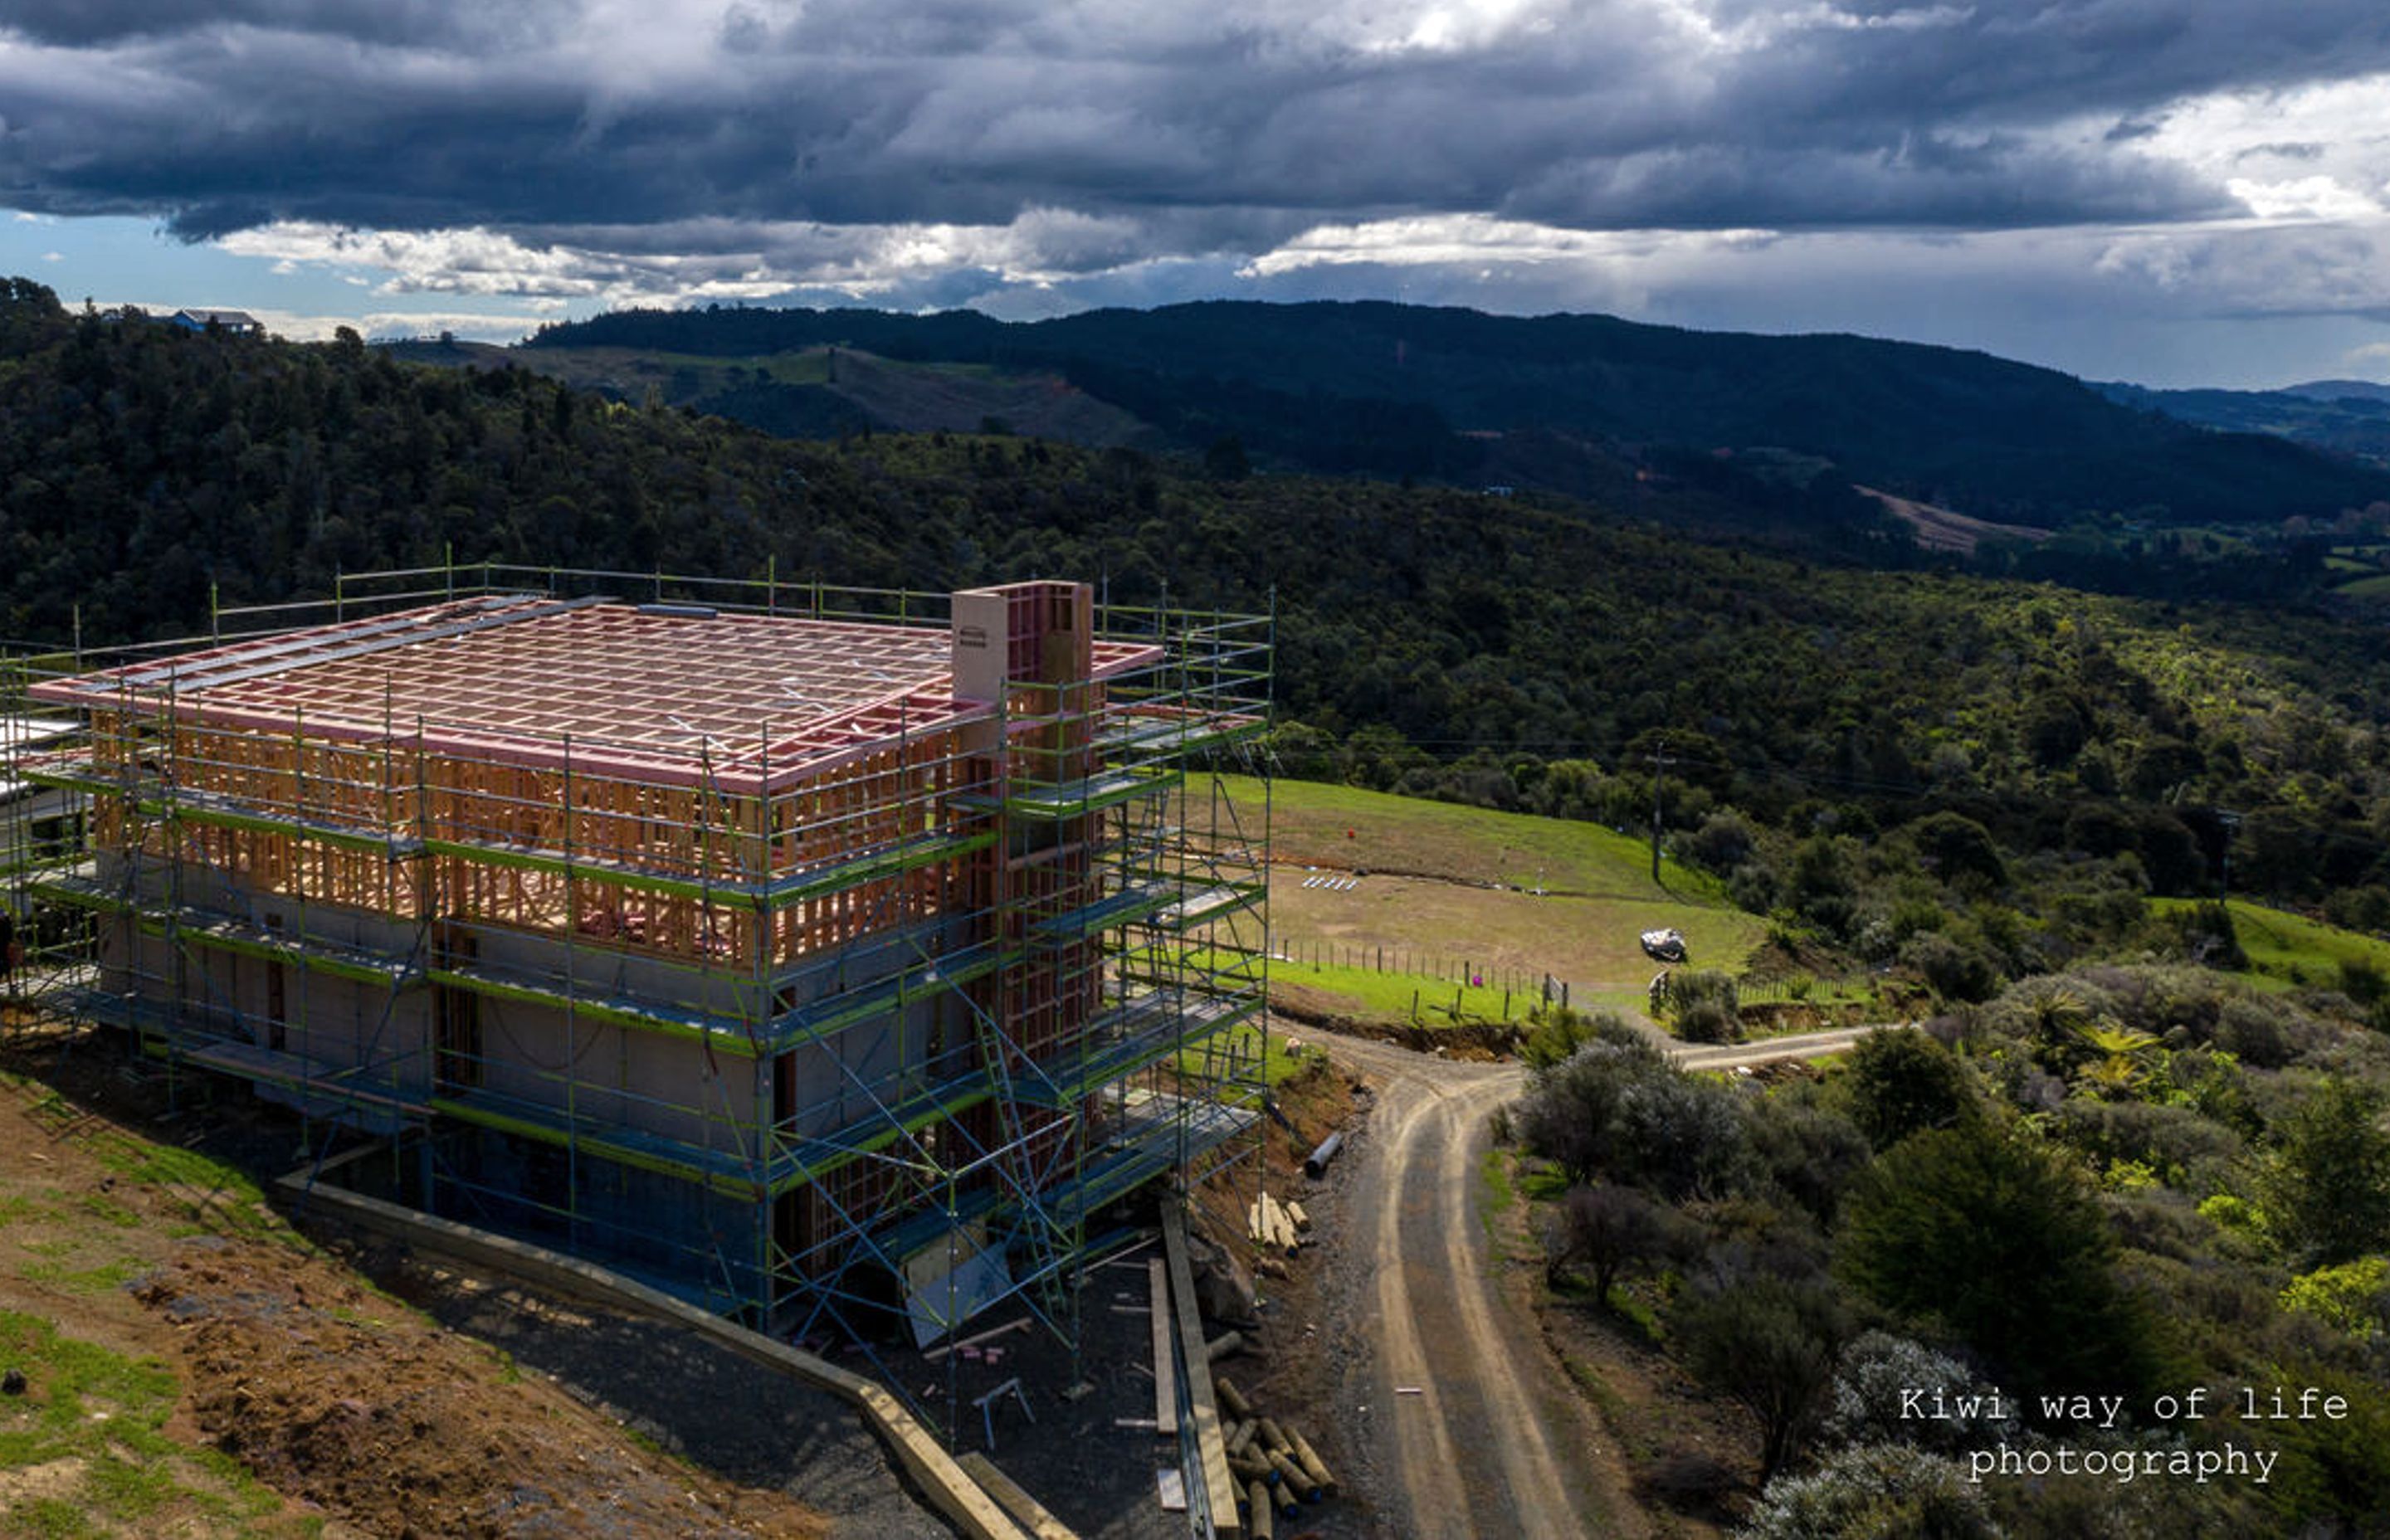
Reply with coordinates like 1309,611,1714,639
1216,1374,1338,1536
1246,1190,1309,1255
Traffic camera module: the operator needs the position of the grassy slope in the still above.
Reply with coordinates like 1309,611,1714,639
0,1073,343,1538
2152,897,2390,992
1225,774,1767,1021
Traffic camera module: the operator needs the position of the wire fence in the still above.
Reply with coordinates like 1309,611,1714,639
1269,936,1558,997
1272,937,1879,1019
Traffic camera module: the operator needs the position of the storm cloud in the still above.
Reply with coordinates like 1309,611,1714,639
4,2,2388,383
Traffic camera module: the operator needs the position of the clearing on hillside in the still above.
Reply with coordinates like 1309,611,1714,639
2153,897,2390,993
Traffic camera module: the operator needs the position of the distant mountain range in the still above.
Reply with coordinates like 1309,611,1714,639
2093,378,2390,472
453,300,2390,529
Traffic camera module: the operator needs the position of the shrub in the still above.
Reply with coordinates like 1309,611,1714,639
1842,1027,1979,1152
1908,811,2009,892
1545,1183,1695,1300
1636,1449,1739,1518
2280,1256,2390,1342
1746,1090,1871,1224
1905,932,2003,1004
2339,957,2386,1006
1675,998,1738,1044
1823,1331,2017,1452
1662,969,1741,1044
1683,809,1758,875
2052,1097,2244,1188
1743,1442,2000,1540
2168,899,2248,970
2212,997,2297,1069
1514,1036,1748,1199
1524,1004,1641,1070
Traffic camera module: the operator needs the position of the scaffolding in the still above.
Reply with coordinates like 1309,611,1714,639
0,562,1272,1395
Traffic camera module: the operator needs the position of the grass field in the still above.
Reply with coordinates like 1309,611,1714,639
2153,898,2390,992
1216,775,1767,1026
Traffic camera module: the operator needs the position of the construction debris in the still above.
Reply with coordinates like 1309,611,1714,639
924,1315,1031,1363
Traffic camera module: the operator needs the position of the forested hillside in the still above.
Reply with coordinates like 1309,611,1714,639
526,298,2390,526
7,280,2390,984
2098,378,2390,468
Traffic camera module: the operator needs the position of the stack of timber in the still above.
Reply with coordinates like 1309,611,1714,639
1217,1372,1339,1533
1246,1190,1306,1253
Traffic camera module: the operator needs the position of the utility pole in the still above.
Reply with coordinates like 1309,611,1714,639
1647,735,1679,885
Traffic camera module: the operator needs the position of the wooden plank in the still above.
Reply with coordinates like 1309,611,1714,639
958,1452,1080,1540
1149,1256,1178,1436
1161,1205,1242,1540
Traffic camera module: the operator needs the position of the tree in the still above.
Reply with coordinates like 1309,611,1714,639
1907,811,2007,891
1841,1028,1978,1152
1836,1124,2157,1401
1673,1274,1849,1482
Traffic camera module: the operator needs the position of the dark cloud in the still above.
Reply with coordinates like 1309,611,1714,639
0,0,556,48
2,0,2386,263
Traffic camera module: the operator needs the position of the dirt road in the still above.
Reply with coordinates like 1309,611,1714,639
1317,1023,1877,1538
1322,1034,1626,1539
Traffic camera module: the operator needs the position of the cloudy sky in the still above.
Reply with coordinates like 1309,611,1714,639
3,1,2388,387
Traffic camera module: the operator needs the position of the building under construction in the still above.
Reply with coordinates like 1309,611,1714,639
4,565,1271,1352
